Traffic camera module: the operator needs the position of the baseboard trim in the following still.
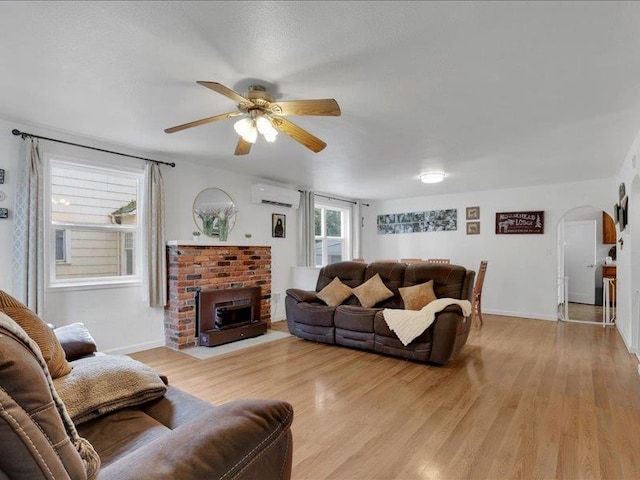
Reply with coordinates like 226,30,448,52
483,309,558,322
103,339,165,355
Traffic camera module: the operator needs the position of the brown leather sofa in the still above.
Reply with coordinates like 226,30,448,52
0,314,293,479
285,261,475,365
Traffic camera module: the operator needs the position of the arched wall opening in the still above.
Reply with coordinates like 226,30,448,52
556,205,617,324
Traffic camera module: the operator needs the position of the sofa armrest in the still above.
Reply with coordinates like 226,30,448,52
97,399,293,480
429,308,470,365
286,288,318,303
53,322,98,361
439,304,465,316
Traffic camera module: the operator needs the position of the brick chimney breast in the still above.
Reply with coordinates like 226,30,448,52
164,243,272,349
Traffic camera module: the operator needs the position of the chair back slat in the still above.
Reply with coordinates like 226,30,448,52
427,258,450,264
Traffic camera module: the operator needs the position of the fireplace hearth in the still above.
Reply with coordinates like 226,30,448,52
196,286,267,347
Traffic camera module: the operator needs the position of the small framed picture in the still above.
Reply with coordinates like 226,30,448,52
0,208,8,219
0,168,4,184
466,206,480,220
272,213,286,238
466,221,480,235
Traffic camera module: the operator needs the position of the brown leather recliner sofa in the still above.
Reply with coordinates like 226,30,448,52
285,261,475,365
0,297,293,480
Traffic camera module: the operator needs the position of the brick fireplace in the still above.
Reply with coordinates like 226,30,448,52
164,242,271,350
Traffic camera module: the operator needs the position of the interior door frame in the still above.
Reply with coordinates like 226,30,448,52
565,219,597,306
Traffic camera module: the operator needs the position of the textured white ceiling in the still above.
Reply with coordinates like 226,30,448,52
1,1,639,200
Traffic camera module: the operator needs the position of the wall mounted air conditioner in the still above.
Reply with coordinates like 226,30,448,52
250,184,300,209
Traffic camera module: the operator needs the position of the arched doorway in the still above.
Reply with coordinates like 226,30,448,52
557,206,617,324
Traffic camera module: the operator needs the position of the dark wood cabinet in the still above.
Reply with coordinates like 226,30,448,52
603,212,616,244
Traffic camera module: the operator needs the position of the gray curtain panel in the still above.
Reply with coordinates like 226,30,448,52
352,201,362,260
145,163,166,307
298,190,315,267
12,139,45,314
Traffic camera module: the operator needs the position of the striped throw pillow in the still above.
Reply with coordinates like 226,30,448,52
0,290,72,378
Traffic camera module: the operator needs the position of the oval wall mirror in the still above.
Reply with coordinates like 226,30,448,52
192,188,236,237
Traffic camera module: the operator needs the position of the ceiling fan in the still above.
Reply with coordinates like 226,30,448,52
165,81,341,155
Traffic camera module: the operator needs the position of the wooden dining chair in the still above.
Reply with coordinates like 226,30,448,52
400,258,424,264
472,261,488,326
427,258,450,264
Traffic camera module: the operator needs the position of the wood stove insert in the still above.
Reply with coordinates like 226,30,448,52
196,286,267,347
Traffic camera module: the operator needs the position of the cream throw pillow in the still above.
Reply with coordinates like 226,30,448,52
399,280,437,310
317,277,353,307
0,290,72,378
352,273,394,308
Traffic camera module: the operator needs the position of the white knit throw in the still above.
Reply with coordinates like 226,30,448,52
383,298,472,346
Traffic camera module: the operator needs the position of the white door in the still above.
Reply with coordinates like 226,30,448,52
565,220,597,304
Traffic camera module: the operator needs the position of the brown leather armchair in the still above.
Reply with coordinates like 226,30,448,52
0,315,293,480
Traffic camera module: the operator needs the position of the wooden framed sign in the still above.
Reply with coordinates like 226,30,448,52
495,211,544,234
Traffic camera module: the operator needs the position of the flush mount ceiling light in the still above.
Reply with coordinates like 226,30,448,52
419,172,446,184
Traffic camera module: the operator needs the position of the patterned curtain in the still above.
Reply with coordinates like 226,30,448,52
298,190,315,266
145,163,166,307
12,139,45,314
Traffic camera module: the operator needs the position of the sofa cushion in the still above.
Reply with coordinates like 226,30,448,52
403,263,468,299
316,261,367,290
399,280,437,310
54,322,98,361
317,277,353,307
374,310,433,343
0,289,72,378
362,262,407,308
291,302,336,327
352,273,394,308
0,311,100,479
334,305,379,332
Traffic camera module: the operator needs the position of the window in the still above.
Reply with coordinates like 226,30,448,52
314,203,351,267
47,158,143,286
54,229,71,263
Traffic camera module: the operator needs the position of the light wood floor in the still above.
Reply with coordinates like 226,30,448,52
567,302,607,323
130,315,640,480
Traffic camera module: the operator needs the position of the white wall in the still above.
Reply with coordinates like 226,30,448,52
362,179,615,321
0,117,297,353
615,129,640,356
162,154,297,323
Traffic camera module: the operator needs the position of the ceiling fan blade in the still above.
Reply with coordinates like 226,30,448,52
234,137,252,155
268,99,341,116
164,111,241,134
197,81,253,106
271,117,327,153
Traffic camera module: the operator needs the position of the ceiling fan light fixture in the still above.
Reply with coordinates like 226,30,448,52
420,172,446,184
263,131,278,143
165,81,341,155
256,116,278,138
233,118,258,143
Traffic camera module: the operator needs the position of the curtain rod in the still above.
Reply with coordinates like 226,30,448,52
11,129,176,168
302,190,369,207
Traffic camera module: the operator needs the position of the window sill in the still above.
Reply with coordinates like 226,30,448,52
47,277,142,293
